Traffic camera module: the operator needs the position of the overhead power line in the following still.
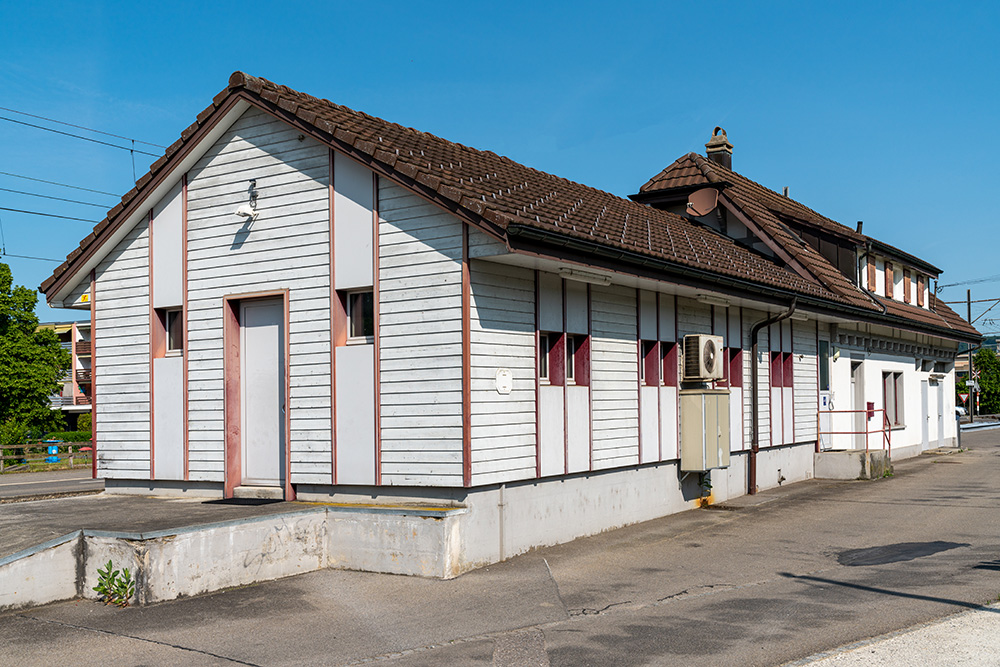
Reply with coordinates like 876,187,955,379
0,206,97,223
0,115,161,157
938,274,1000,289
0,252,62,263
0,186,109,208
0,105,165,149
0,171,118,197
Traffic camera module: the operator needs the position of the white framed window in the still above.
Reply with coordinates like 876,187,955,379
165,309,183,355
883,371,904,427
539,333,550,383
565,334,576,383
346,290,375,342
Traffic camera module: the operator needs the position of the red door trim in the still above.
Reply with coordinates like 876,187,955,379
222,289,293,500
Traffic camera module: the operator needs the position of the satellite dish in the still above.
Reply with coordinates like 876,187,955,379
686,188,719,217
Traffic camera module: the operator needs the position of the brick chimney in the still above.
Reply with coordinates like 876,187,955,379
705,127,733,170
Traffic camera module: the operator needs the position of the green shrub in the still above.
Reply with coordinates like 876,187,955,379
0,419,30,449
78,413,92,432
45,430,93,442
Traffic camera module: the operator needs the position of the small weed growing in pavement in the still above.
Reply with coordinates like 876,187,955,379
93,560,135,607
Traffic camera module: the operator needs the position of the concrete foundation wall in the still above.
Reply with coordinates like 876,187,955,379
326,507,465,578
0,533,81,612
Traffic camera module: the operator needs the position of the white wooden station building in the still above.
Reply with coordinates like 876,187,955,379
41,73,979,574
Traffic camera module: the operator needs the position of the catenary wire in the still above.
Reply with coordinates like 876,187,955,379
0,171,119,197
0,206,97,223
0,115,160,157
0,105,165,148
0,186,109,208
0,252,62,262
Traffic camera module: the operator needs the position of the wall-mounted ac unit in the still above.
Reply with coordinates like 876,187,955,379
683,334,724,381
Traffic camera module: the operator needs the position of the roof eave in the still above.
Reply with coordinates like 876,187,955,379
507,223,980,344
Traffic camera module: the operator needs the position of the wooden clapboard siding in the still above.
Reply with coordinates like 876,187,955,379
185,107,331,484
675,296,711,339
792,320,818,442
744,308,772,449
590,284,638,469
95,219,150,477
60,277,92,309
467,226,507,258
378,179,464,486
469,260,536,485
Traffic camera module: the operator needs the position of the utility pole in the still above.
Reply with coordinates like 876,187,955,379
969,289,975,424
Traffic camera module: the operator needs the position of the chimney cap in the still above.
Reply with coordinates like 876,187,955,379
705,127,733,153
705,127,733,169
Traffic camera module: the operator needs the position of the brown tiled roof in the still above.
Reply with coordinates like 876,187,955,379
40,73,843,306
40,73,979,342
639,153,864,243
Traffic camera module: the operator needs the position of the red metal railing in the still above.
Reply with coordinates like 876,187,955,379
817,408,892,457
76,341,92,355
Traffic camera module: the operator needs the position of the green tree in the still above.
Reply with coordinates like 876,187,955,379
0,263,70,431
973,348,1000,415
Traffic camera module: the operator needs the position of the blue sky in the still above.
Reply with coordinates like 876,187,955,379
1,1,997,326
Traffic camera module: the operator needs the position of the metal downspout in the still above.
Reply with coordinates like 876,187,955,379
749,299,797,495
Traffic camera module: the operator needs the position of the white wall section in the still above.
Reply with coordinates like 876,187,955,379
333,151,374,290
591,284,638,469
95,219,151,477
469,261,536,486
151,181,183,309
152,356,184,480
378,179,464,486
185,107,331,484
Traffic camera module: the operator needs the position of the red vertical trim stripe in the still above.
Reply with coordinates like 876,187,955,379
461,224,472,487
372,172,382,486
90,270,97,480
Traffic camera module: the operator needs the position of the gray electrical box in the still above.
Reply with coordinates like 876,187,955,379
680,388,731,472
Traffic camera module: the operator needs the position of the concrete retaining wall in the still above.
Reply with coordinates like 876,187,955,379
814,450,892,480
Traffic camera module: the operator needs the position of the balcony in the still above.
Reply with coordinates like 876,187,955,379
76,369,92,383
49,395,74,408
75,395,91,406
76,341,92,356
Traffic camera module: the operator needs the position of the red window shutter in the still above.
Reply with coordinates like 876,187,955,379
885,262,893,298
662,342,678,387
917,275,925,306
729,348,743,387
903,270,911,303
867,256,876,291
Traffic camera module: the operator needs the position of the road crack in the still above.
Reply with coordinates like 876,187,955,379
18,614,261,665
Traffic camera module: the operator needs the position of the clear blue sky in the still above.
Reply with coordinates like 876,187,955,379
1,1,997,327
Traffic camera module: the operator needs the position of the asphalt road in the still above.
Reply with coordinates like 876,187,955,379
3,432,1000,666
0,469,102,500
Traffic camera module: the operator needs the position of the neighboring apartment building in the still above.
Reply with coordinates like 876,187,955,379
37,320,93,429
38,73,978,573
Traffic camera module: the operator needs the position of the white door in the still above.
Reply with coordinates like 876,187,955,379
921,380,929,450
936,381,945,447
851,362,864,449
240,299,285,486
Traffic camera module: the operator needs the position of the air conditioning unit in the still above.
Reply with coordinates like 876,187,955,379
683,334,724,381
